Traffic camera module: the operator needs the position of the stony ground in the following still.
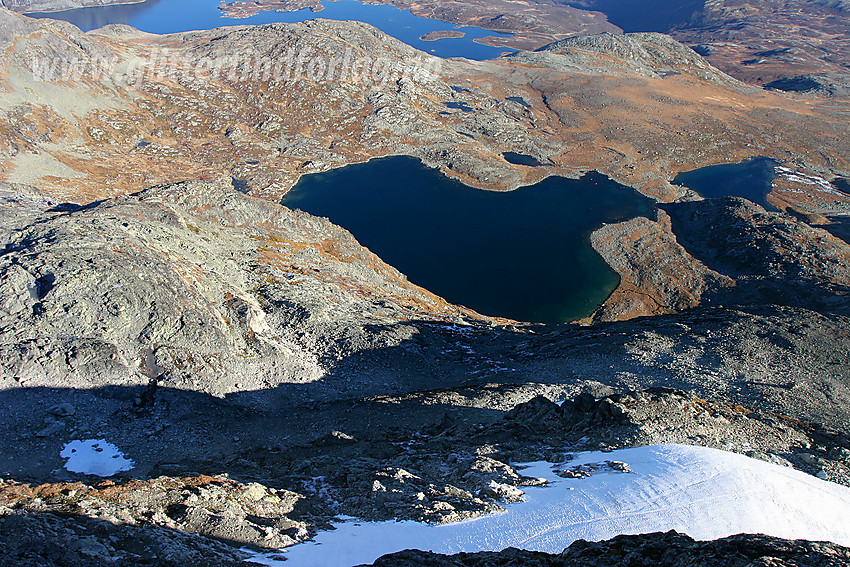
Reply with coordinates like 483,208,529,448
3,384,850,565
2,176,850,564
368,531,850,567
2,10,849,203
1,7,850,567
224,0,850,89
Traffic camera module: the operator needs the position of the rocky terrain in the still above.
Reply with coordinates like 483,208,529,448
2,9,849,323
368,531,850,567
2,10,848,201
13,0,850,89
219,0,621,50
1,5,850,567
11,0,850,89
666,0,850,87
224,0,850,89
3,173,850,561
0,179,482,398
4,383,850,564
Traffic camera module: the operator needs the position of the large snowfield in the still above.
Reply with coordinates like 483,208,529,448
249,444,850,567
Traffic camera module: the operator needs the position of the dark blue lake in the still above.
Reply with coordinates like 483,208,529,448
282,156,657,324
563,0,706,33
673,157,778,210
29,0,512,60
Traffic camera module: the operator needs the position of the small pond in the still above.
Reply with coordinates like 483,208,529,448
503,152,542,167
673,157,778,210
833,178,850,196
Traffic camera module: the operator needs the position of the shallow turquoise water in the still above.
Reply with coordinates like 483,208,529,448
673,157,778,210
282,156,657,324
29,0,512,60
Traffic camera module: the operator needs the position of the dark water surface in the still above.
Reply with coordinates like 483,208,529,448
833,178,850,196
29,0,512,60
673,157,778,210
282,156,656,324
502,152,542,167
563,0,705,33
505,96,531,108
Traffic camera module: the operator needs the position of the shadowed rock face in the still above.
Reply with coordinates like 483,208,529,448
662,197,850,312
2,386,850,563
589,196,850,322
368,531,850,567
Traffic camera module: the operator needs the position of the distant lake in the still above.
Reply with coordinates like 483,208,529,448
29,0,513,60
673,157,778,210
282,156,657,324
563,0,705,33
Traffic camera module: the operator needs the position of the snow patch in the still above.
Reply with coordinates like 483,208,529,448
775,166,847,196
248,444,850,567
60,439,134,477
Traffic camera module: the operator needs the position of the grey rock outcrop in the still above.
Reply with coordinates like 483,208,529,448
0,474,308,554
0,179,478,402
517,31,740,84
369,531,850,566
